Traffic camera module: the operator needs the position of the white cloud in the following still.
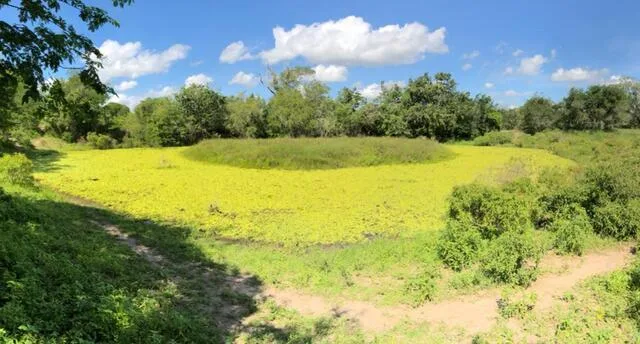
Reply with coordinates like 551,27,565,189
114,80,137,91
484,82,494,89
97,40,190,81
463,50,480,59
229,71,259,88
512,49,524,57
219,41,254,64
311,64,348,82
358,80,405,99
190,60,204,66
504,89,522,97
504,66,514,75
495,41,508,54
517,54,548,75
259,16,448,66
107,86,177,109
551,67,609,82
185,73,213,86
462,63,472,71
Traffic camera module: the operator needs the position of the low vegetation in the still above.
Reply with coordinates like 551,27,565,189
35,143,570,245
183,137,452,170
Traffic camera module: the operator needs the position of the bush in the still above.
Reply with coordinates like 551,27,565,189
437,219,483,271
549,206,592,255
497,289,537,319
449,184,532,239
472,131,514,146
480,230,542,286
591,199,640,240
582,161,640,210
0,153,34,186
404,265,441,307
87,132,116,149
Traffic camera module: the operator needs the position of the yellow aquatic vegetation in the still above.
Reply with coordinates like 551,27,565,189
36,145,573,245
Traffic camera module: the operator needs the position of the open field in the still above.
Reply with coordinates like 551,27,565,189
35,143,572,245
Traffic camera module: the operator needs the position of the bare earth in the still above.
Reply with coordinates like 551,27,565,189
261,245,633,335
92,216,633,339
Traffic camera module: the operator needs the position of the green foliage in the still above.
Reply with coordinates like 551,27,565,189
226,95,268,138
175,84,229,141
0,153,33,186
471,131,514,146
497,289,537,319
183,137,452,170
87,132,116,150
480,230,542,286
520,96,557,135
448,184,532,239
591,200,640,240
549,207,592,255
437,219,483,271
404,266,441,306
0,0,133,106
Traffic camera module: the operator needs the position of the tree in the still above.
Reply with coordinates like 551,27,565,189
42,75,108,141
520,96,557,135
583,85,628,130
175,85,229,142
226,95,268,138
0,0,134,105
266,88,316,137
558,88,589,130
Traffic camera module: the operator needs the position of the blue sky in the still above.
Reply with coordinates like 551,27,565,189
35,0,640,108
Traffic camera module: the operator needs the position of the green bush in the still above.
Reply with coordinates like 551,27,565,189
591,199,640,240
0,153,34,186
449,184,532,239
437,219,483,271
87,132,116,150
582,161,640,210
549,206,592,255
404,265,441,307
497,289,537,319
472,131,514,146
480,230,542,286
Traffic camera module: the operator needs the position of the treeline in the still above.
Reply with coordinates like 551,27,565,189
2,67,639,148
502,80,640,134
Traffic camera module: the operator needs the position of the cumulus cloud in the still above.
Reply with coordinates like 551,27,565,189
551,67,609,82
462,63,472,71
512,49,524,57
358,80,405,99
97,40,190,81
185,73,213,86
219,41,254,63
229,71,259,88
311,64,348,82
258,16,448,66
114,80,137,91
108,86,177,109
463,50,480,59
484,82,494,89
517,54,548,75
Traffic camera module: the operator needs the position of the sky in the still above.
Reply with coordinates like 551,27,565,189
17,0,640,108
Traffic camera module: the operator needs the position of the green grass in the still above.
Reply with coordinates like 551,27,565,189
182,136,454,170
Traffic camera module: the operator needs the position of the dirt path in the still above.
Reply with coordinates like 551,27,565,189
261,244,634,335
90,212,633,338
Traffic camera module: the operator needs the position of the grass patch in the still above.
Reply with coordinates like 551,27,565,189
182,137,453,170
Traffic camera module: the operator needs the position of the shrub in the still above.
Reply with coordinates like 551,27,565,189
582,161,640,210
449,184,532,239
497,289,537,319
404,265,441,307
480,230,542,286
87,132,116,149
591,199,640,240
0,153,34,186
536,187,587,228
472,131,514,146
549,206,592,255
437,219,483,271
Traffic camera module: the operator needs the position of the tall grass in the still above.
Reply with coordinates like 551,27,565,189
182,137,453,170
